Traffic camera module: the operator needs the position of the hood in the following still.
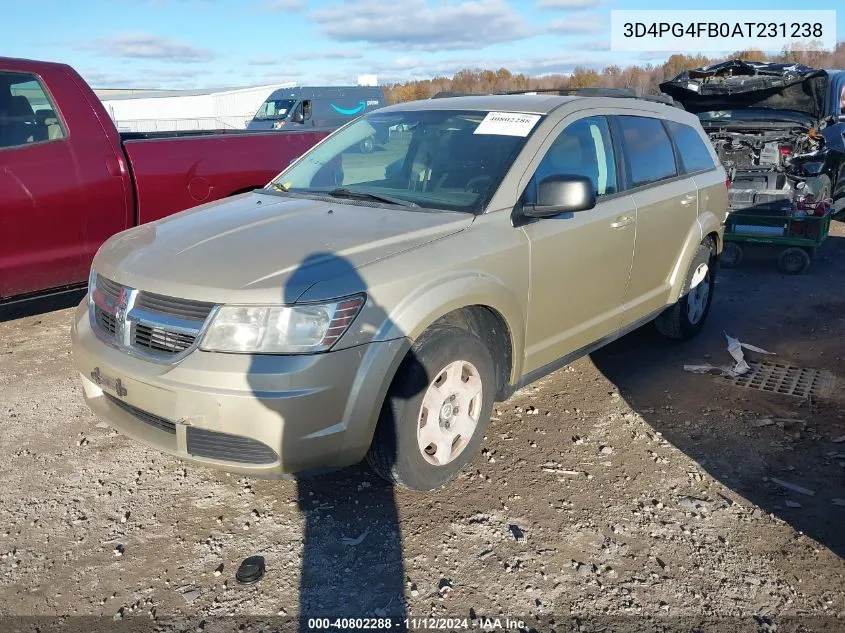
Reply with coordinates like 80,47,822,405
93,192,473,304
660,60,828,120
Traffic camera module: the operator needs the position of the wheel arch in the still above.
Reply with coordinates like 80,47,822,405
667,216,722,304
376,274,525,395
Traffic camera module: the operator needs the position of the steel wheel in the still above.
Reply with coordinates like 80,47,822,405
416,360,483,466
686,263,710,325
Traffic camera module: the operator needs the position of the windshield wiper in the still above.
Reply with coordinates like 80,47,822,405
326,188,418,208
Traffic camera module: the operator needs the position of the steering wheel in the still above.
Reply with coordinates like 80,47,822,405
464,175,492,193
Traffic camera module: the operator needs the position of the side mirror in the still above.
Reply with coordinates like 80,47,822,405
523,175,596,218
291,109,304,124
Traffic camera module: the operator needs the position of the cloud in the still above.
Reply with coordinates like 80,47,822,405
82,71,154,89
313,0,533,51
547,16,605,34
248,56,279,65
260,0,306,10
574,38,610,51
289,49,365,61
88,33,215,62
537,0,602,8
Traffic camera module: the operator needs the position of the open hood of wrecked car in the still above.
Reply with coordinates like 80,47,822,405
660,60,829,120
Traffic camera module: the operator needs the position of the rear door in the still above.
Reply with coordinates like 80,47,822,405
0,63,132,299
0,70,86,297
614,114,698,322
0,60,132,298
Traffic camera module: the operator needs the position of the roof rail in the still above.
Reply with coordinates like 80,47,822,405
504,87,682,107
431,91,473,99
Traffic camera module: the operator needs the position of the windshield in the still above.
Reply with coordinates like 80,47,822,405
697,108,814,126
254,98,297,121
264,109,541,213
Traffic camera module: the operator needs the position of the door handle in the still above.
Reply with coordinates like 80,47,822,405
610,216,633,229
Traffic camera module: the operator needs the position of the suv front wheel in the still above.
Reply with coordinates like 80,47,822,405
654,240,716,340
366,325,496,491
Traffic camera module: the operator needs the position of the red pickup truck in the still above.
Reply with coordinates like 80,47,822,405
0,56,330,301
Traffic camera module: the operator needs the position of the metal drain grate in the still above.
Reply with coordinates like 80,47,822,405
727,361,834,398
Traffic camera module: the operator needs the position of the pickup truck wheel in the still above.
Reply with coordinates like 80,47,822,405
655,241,715,341
366,326,495,491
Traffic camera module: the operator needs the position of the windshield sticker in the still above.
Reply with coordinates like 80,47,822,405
474,112,541,137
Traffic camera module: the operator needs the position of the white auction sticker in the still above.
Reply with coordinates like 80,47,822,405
474,112,541,137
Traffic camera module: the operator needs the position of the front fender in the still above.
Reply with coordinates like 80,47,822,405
375,271,527,384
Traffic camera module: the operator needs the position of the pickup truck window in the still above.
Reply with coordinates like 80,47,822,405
0,71,66,149
665,120,716,174
524,115,617,204
267,109,540,213
617,115,677,188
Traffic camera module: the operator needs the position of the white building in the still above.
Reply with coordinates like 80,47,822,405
95,83,295,133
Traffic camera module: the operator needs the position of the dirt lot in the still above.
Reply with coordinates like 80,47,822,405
2,225,845,632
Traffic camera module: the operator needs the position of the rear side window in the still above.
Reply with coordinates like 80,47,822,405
666,120,716,174
617,116,676,187
0,71,66,149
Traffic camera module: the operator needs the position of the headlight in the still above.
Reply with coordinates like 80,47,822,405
200,295,365,354
87,268,97,309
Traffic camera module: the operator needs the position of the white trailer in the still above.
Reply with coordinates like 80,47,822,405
97,83,295,133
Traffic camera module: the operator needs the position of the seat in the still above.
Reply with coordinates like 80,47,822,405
35,109,62,141
2,95,38,146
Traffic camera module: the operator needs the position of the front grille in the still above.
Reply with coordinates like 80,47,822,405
104,394,176,434
134,291,214,321
97,275,122,301
187,427,279,465
133,323,196,355
95,306,117,336
91,275,215,360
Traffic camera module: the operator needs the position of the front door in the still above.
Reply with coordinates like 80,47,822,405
521,114,636,374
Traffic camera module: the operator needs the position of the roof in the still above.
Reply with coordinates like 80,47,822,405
384,94,581,115
382,93,684,116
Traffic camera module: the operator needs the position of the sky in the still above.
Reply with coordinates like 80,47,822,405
3,0,843,90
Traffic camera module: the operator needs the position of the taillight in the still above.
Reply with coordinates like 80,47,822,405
725,175,731,190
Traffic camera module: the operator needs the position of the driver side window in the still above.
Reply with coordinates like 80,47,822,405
524,115,617,205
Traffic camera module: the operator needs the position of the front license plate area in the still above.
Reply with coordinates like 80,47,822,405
90,366,128,398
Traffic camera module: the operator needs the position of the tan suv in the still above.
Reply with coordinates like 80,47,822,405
71,94,727,491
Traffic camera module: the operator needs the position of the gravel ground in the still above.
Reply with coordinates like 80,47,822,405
2,225,845,632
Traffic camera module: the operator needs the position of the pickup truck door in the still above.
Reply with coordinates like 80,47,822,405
520,114,636,374
0,63,132,299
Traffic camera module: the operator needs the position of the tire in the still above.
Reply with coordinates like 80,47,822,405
778,247,811,274
366,326,496,491
359,136,375,154
721,242,743,268
655,240,716,341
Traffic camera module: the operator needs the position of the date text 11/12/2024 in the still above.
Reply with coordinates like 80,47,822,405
306,617,527,631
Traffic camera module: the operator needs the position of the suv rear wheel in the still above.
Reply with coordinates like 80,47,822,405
655,240,716,340
366,325,495,491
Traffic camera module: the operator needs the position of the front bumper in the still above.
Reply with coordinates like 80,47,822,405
70,300,408,477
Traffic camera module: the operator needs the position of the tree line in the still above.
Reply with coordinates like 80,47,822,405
382,43,845,104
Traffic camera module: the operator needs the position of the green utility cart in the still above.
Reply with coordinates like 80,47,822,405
720,197,833,274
